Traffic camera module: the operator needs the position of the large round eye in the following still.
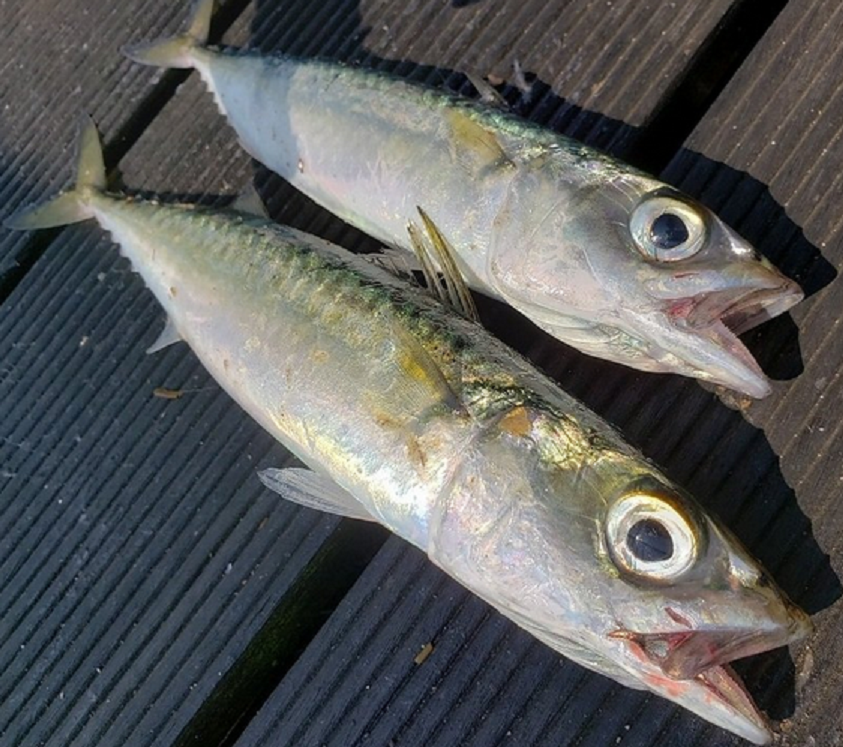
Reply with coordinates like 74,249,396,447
629,195,706,262
605,490,703,582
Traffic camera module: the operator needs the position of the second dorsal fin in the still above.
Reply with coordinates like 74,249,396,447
231,184,269,218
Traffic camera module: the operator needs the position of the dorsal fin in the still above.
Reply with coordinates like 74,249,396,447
362,246,421,281
231,184,269,218
407,207,479,322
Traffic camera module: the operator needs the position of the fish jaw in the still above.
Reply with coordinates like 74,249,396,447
634,661,774,744
585,254,803,398
612,616,809,745
607,565,812,743
645,266,804,398
521,272,800,397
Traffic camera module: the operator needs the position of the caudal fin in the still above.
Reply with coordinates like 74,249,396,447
4,115,105,231
123,0,213,69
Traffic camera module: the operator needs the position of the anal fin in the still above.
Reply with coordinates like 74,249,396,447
258,467,375,522
146,316,183,354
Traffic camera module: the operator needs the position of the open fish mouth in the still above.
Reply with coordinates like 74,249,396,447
666,278,803,397
610,608,811,744
615,623,803,680
684,282,804,338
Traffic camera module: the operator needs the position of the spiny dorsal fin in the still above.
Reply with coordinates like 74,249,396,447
407,207,479,322
363,246,421,281
407,221,447,305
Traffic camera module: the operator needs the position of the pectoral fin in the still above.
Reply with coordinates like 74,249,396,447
445,108,514,176
258,467,375,521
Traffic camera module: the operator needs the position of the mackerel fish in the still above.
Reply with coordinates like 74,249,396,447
5,120,810,744
125,0,803,398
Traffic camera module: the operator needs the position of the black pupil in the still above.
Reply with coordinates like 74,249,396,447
650,212,689,250
627,519,674,562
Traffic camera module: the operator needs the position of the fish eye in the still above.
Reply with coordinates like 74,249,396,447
629,194,706,262
627,518,673,562
606,490,702,582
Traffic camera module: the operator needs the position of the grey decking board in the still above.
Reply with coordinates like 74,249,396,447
213,0,820,745
660,4,843,741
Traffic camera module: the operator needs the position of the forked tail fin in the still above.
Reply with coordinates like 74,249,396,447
4,115,105,231
122,0,214,69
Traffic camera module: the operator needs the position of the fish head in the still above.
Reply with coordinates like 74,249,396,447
488,174,802,397
436,406,811,744
592,470,811,744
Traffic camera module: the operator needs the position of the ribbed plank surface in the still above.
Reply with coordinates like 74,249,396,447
662,1,843,744
218,1,822,746
0,0,197,278
0,72,370,747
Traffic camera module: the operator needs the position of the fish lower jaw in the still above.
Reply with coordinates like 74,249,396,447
681,317,772,398
632,653,772,744
695,664,773,745
610,624,811,743
666,280,804,397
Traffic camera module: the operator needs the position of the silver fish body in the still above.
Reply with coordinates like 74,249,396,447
125,0,803,398
5,120,810,744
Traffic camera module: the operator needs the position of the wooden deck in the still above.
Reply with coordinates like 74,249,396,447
1,1,841,745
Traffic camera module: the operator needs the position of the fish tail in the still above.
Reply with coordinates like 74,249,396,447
3,116,105,231
122,0,213,69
